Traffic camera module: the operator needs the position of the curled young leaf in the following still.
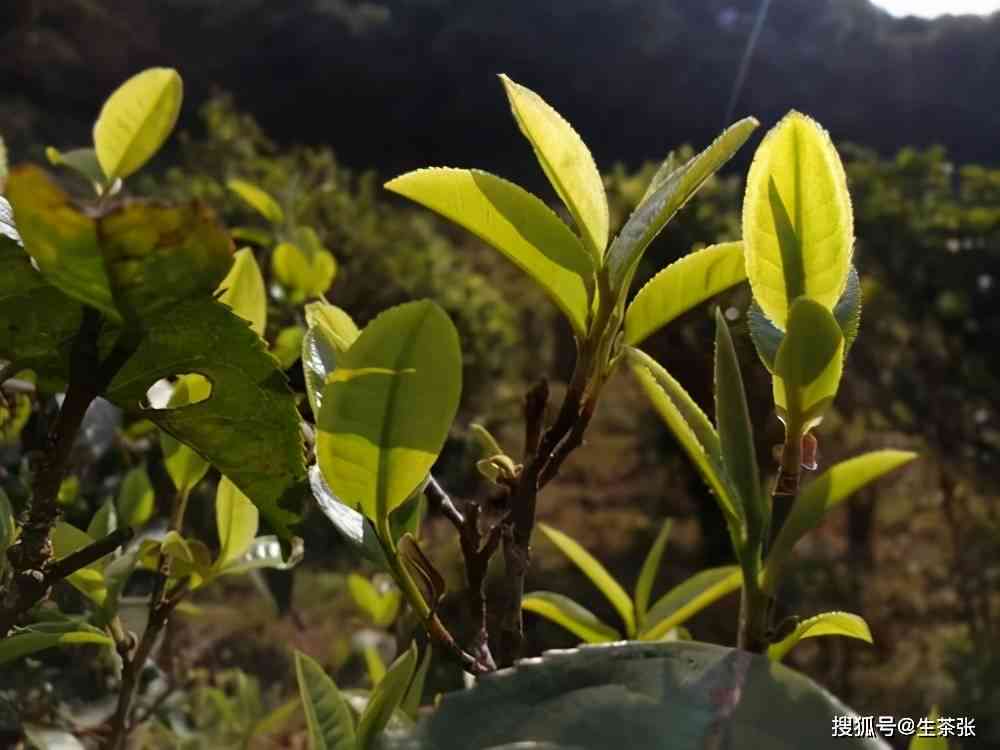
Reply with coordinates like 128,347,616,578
767,611,873,662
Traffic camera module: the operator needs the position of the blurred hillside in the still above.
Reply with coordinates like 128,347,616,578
4,0,1000,180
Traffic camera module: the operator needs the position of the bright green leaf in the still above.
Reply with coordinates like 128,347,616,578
306,302,360,353
231,226,273,247
86,498,117,540
640,567,742,641
273,325,305,370
93,67,183,181
537,523,635,636
51,522,107,603
773,298,844,420
116,464,154,528
218,247,267,337
607,118,758,299
316,300,461,525
624,242,746,346
216,476,260,569
763,450,917,594
500,74,609,260
385,168,593,335
400,646,432,720
348,573,401,628
274,241,337,303
714,310,764,546
634,518,672,625
357,642,418,750
161,374,213,497
522,591,621,644
294,650,357,750
625,347,740,528
0,625,112,665
743,111,853,329
767,611,873,662
228,178,285,225
364,645,387,686
45,146,107,189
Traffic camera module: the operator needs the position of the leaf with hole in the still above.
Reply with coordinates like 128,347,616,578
385,169,593,335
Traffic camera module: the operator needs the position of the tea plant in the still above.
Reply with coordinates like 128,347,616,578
1,66,924,749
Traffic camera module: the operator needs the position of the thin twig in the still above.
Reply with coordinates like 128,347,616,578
424,476,465,529
46,527,134,584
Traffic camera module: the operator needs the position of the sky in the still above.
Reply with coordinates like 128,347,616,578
872,0,1000,16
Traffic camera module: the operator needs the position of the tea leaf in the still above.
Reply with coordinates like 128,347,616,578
624,241,746,346
215,476,260,569
607,118,758,299
316,300,461,524
500,74,608,260
357,642,418,750
385,168,593,335
228,178,285,224
768,611,872,662
640,567,742,641
218,248,267,337
295,650,357,750
537,523,634,636
93,67,183,181
773,298,844,421
763,450,917,594
116,464,154,529
0,625,112,665
634,518,672,625
522,591,621,644
743,111,853,328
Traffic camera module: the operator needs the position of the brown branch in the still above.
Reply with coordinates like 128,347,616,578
424,476,465,529
46,527,134,584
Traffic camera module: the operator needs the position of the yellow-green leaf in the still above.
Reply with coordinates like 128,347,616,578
634,518,672,626
51,522,107,604
161,374,212,496
357,642,418,750
523,591,621,644
45,146,107,190
0,625,112,665
273,242,337,303
316,300,462,524
743,111,853,328
385,168,593,335
537,523,634,636
306,302,360,353
909,708,949,750
767,611,872,662
93,67,183,181
772,298,844,420
626,347,740,528
763,450,917,594
640,567,742,641
227,178,285,224
348,573,401,628
624,242,746,346
215,476,260,569
607,118,758,299
217,247,267,337
303,302,359,417
714,310,763,546
116,464,154,528
5,166,117,319
500,74,608,260
294,650,356,750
